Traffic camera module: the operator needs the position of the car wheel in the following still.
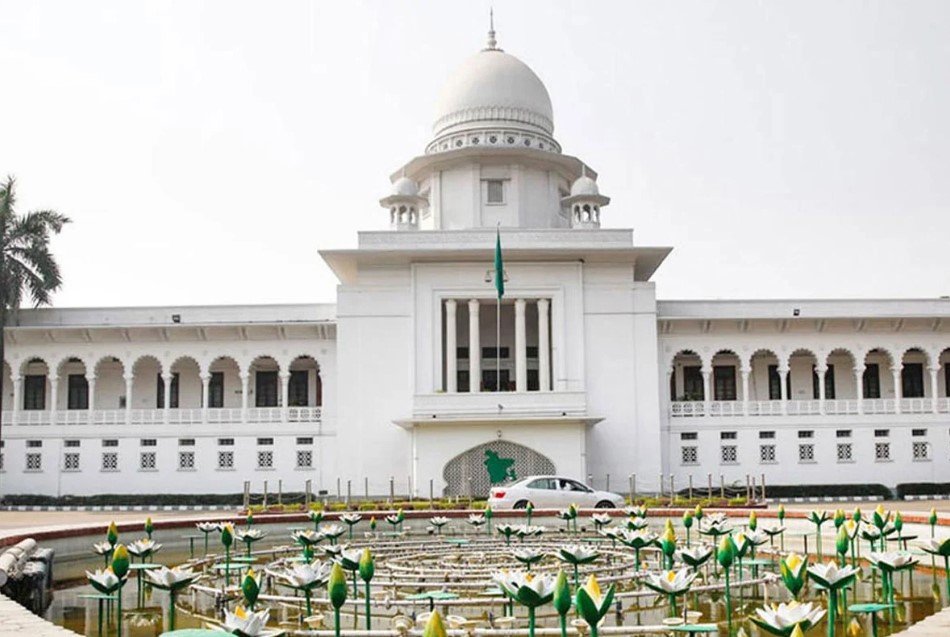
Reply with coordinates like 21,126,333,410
513,500,531,509
595,500,615,509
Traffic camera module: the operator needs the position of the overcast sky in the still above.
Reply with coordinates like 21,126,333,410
2,1,949,308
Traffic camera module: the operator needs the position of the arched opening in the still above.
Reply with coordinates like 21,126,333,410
823,348,856,407
131,355,162,411
249,355,280,408
170,356,202,409
208,356,241,409
710,349,741,401
20,357,50,411
939,348,950,399
94,356,126,410
861,348,894,402
787,348,818,402
287,355,321,407
899,347,929,400
669,349,703,401
56,356,89,411
748,349,780,401
442,440,556,498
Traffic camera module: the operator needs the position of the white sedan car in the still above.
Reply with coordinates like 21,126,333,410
488,475,624,510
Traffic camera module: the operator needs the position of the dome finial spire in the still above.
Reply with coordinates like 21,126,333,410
486,7,498,50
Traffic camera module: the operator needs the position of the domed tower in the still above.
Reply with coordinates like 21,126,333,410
379,176,428,231
562,174,610,229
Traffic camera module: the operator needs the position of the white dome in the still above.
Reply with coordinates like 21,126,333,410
570,175,599,197
392,176,418,197
433,49,554,138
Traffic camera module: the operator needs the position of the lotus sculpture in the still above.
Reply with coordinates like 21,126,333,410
751,601,826,636
494,570,556,637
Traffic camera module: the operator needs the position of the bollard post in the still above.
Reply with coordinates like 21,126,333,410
243,481,250,510
305,479,312,508
707,473,713,499
719,475,725,500
346,480,352,505
263,480,268,508
587,473,593,488
429,479,434,506
761,473,767,501
605,473,610,492
628,474,634,504
658,473,663,498
688,474,693,501
669,474,675,502
745,474,751,502
751,476,757,503
364,477,369,499
408,475,413,502
389,476,395,503
278,479,283,506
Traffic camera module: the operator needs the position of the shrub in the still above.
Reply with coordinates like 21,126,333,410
895,483,950,498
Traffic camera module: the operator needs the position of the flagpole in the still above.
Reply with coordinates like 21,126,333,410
496,292,501,391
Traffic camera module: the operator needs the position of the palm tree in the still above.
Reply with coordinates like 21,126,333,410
0,176,70,445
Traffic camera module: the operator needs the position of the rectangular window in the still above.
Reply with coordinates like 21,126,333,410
456,347,470,359
257,438,273,446
102,452,118,471
912,428,927,437
720,445,738,464
798,444,815,462
25,452,42,472
288,370,309,406
457,369,470,393
681,446,698,465
67,374,89,410
875,442,890,462
208,372,225,408
683,366,704,400
296,449,313,468
527,368,539,391
141,439,157,447
218,438,234,446
482,347,510,359
720,431,737,440
863,363,881,398
486,179,505,204
178,451,195,470
759,431,776,439
26,440,42,448
912,441,929,461
139,452,156,471
23,375,46,410
713,365,737,401
836,429,852,438
257,450,274,469
63,452,80,472
798,430,814,439
874,429,889,438
812,365,836,399
760,445,776,463
156,373,180,408
902,363,925,398
218,451,234,470
680,432,698,441
296,437,314,445
179,438,195,446
64,439,81,448
526,346,539,359
768,365,785,400
837,443,853,462
255,371,279,407
102,439,118,447
482,369,511,392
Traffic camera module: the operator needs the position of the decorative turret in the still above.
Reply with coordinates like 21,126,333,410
562,173,609,228
379,177,427,230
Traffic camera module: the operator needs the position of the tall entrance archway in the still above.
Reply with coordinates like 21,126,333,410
442,440,556,497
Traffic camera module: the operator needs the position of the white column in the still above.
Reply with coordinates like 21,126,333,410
468,299,480,393
537,298,550,392
11,376,21,426
124,374,134,425
49,376,59,423
892,367,902,414
514,298,527,391
240,372,250,422
701,367,712,415
816,366,826,415
740,367,751,416
280,372,291,420
445,299,457,393
87,375,97,412
201,373,211,424
855,366,864,415
162,373,173,424
930,366,940,414
778,366,789,415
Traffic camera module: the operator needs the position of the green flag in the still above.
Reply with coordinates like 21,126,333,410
494,228,504,298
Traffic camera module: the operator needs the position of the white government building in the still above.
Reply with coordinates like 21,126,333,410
2,29,949,499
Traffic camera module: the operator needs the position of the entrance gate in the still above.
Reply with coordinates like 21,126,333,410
442,440,556,497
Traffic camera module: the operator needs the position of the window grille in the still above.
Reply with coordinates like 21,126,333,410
63,453,80,472
296,450,313,468
721,445,738,464
837,443,853,462
140,452,157,470
912,442,929,461
179,451,195,470
102,452,118,471
218,451,234,469
681,446,698,465
799,444,815,462
25,453,42,471
874,442,890,461
760,445,776,463
257,451,274,469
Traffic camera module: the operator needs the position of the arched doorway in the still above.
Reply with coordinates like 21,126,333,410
442,440,556,497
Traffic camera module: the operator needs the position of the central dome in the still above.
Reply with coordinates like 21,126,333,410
427,41,559,155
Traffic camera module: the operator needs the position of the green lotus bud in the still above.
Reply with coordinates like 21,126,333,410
660,527,677,557
664,518,674,533
777,505,785,521
894,511,903,532
569,503,578,518
717,536,734,569
423,610,447,637
748,511,757,531
247,511,254,526
111,544,130,579
553,570,571,616
485,505,494,520
694,504,703,520
836,526,850,557
682,511,693,528
221,523,234,548
328,562,348,609
242,568,260,607
834,509,845,528
853,507,862,522
526,502,534,513
144,517,154,538
396,508,405,523
370,516,377,531
107,521,119,547
873,504,887,530
359,548,375,582
930,508,938,526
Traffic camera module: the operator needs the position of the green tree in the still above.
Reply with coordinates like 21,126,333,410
0,176,70,444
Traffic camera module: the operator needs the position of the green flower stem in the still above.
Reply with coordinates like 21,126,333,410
225,546,231,590
723,566,732,637
686,527,690,548
334,607,341,637
352,571,358,598
668,593,676,618
168,590,177,631
633,548,640,571
365,581,372,630
528,606,537,637
573,564,579,589
97,598,103,637
559,612,567,637
827,589,836,637
246,542,252,558
116,581,124,637
816,525,823,561
305,589,312,618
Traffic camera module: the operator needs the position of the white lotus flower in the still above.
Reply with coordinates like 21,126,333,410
92,541,113,556
643,568,698,595
625,517,649,531
557,545,599,564
429,516,450,527
918,537,950,557
806,561,859,588
512,549,546,564
591,513,612,526
320,524,346,539
86,568,122,594
196,521,222,533
468,514,486,526
615,528,658,548
675,544,714,567
340,513,362,525
279,561,331,589
292,529,324,545
322,544,345,558
223,605,271,636
515,524,545,538
338,547,363,571
127,538,162,557
753,601,826,635
744,529,769,546
144,565,198,590
624,505,648,518
868,551,919,572
234,528,266,543
492,570,557,606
